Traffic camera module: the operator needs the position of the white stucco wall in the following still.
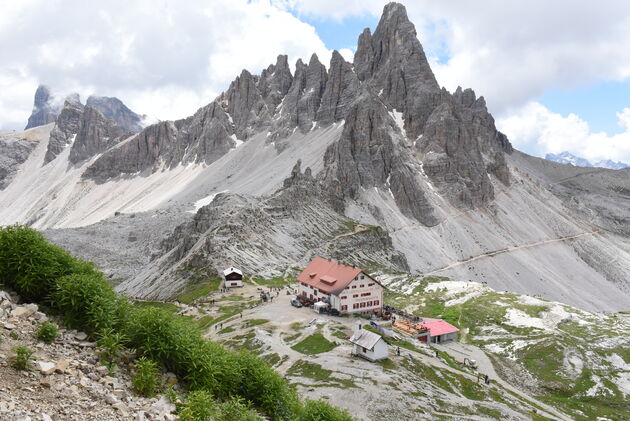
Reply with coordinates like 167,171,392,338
297,272,383,314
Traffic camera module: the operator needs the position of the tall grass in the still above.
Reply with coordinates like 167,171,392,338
0,225,353,421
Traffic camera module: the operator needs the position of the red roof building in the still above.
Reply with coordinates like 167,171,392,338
296,257,384,314
418,319,459,344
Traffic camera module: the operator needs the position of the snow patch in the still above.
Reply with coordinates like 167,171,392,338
230,134,244,149
189,190,228,213
389,110,406,138
504,308,547,330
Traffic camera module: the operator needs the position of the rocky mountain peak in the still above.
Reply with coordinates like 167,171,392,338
25,85,58,130
85,95,143,133
43,99,85,164
355,2,439,96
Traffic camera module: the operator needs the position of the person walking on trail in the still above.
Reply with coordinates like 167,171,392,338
477,373,480,383
484,374,488,385
396,347,400,356
240,312,242,319
435,350,439,358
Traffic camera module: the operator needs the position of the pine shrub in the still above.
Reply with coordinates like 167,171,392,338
11,345,35,371
178,390,217,421
132,357,161,397
35,321,59,344
301,399,355,421
97,327,126,374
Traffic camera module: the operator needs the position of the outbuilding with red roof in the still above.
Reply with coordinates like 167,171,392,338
296,257,384,314
418,319,459,344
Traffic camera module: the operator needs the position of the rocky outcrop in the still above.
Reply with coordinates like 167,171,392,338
0,134,38,189
83,101,234,180
124,162,408,298
44,99,84,164
79,2,510,221
316,51,360,124
0,291,177,420
86,95,144,133
24,85,59,130
69,106,125,164
320,2,512,216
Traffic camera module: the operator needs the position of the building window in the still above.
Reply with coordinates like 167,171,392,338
352,285,356,289
374,300,379,305
314,290,317,296
353,294,358,298
360,284,364,288
361,275,364,279
341,305,347,311
340,296,347,300
368,283,374,286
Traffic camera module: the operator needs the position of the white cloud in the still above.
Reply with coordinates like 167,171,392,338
0,0,332,130
497,102,630,163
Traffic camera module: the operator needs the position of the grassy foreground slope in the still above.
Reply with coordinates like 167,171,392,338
0,225,353,421
384,275,630,421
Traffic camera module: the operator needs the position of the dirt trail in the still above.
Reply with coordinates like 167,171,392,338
421,230,598,277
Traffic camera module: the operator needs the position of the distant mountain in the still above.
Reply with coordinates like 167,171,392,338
545,151,629,169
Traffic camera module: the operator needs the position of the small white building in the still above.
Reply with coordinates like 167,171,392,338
223,267,243,288
349,327,388,362
296,257,384,315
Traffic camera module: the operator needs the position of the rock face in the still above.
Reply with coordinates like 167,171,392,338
83,100,234,180
121,161,408,299
25,85,59,130
86,95,144,133
0,134,38,189
44,99,84,164
69,106,125,164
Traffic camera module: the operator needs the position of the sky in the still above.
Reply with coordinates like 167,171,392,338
1,0,630,163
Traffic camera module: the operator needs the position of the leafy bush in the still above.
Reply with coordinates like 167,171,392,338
51,272,126,334
0,225,90,301
216,396,263,421
179,390,216,421
97,328,126,374
132,357,161,397
301,399,355,421
11,345,35,371
36,321,59,344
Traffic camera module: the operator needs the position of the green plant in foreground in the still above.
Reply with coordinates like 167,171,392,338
97,328,126,374
217,396,264,421
179,390,216,421
9,331,19,340
11,345,35,371
132,357,161,397
301,399,354,421
35,321,59,344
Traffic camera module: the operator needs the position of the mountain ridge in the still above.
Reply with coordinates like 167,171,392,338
1,2,629,314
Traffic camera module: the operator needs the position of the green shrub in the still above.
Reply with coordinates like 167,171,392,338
51,272,125,334
9,331,19,340
132,357,161,397
36,321,59,343
0,225,91,301
179,390,217,421
11,345,35,371
97,328,126,374
234,351,301,420
217,396,263,421
301,399,355,421
166,384,182,405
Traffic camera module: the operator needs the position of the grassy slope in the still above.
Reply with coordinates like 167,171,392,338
384,276,630,421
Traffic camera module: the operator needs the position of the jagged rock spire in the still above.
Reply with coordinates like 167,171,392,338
25,85,58,130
